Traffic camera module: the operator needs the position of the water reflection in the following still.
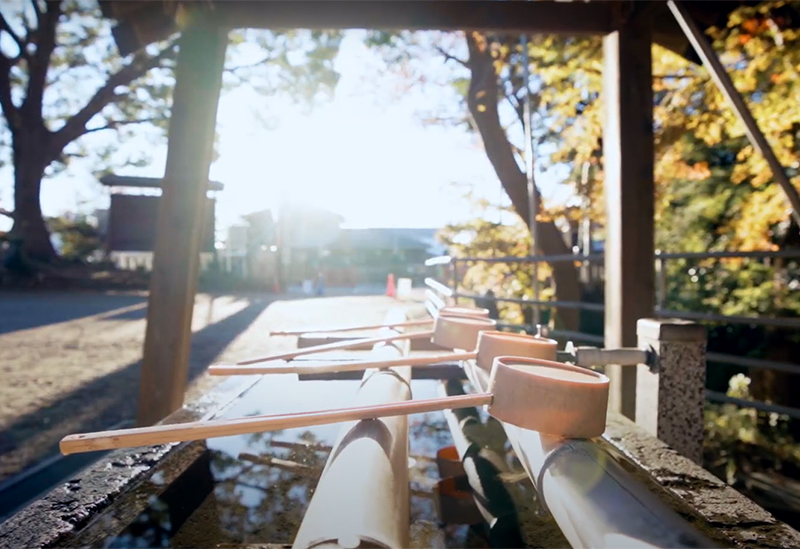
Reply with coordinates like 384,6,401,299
105,450,217,548
201,430,333,545
96,378,492,548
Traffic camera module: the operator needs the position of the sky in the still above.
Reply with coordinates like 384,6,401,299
0,29,570,241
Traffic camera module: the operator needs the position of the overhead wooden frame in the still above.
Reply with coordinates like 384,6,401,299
101,2,774,63
124,0,627,428
101,0,617,55
214,1,616,34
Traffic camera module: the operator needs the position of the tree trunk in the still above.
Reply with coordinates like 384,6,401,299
11,154,56,263
465,32,581,331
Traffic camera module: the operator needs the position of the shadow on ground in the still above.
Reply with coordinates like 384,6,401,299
100,307,149,321
0,296,272,482
0,292,147,335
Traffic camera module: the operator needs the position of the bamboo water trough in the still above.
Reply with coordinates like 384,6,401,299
209,330,559,377
57,304,716,548
214,314,497,367
60,316,608,454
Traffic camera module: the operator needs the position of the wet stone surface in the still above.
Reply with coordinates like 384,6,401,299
605,413,800,549
9,301,795,548
4,379,797,549
2,368,565,549
0,374,259,549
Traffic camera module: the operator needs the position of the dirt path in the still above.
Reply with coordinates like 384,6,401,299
0,291,400,482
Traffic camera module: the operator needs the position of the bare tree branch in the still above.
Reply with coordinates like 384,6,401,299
29,0,41,26
51,40,178,153
25,0,61,112
0,207,13,219
227,54,279,75
0,53,19,131
653,73,705,80
505,90,525,129
82,116,161,135
16,0,40,38
434,45,468,68
0,12,27,58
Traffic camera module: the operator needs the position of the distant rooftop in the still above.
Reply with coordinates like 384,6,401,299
282,227,443,255
331,228,440,252
99,175,224,192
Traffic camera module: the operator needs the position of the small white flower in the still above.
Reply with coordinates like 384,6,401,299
727,373,752,398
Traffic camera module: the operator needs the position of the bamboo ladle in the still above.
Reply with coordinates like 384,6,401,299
60,357,609,455
226,315,498,366
209,330,558,377
267,306,490,336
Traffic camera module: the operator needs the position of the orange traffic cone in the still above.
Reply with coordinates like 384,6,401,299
385,273,396,297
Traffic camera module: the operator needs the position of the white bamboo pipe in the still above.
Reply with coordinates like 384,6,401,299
292,310,412,549
231,315,496,365
209,330,558,377
60,358,608,455
267,305,490,336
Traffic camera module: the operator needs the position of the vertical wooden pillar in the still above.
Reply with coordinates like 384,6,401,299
602,7,655,420
136,12,228,426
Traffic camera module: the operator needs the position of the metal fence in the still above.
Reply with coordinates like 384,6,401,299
424,249,800,419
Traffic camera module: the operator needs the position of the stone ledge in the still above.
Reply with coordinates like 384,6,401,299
605,413,800,549
637,318,708,343
0,376,260,549
4,365,799,548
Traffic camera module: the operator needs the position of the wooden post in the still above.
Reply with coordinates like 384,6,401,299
602,6,655,420
136,12,228,426
636,319,707,463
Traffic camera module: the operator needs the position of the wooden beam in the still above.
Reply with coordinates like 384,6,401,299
602,6,655,420
99,175,224,191
215,1,614,34
136,11,228,426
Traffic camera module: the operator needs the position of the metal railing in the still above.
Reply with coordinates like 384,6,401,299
706,390,800,421
424,249,800,419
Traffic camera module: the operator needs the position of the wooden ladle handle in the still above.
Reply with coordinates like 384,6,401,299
209,351,475,376
269,318,434,336
59,393,493,455
236,330,434,365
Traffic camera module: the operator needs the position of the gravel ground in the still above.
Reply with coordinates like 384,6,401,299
0,291,403,482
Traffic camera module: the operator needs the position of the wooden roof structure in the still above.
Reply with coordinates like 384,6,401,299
99,174,224,191
98,1,764,60
102,1,800,434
